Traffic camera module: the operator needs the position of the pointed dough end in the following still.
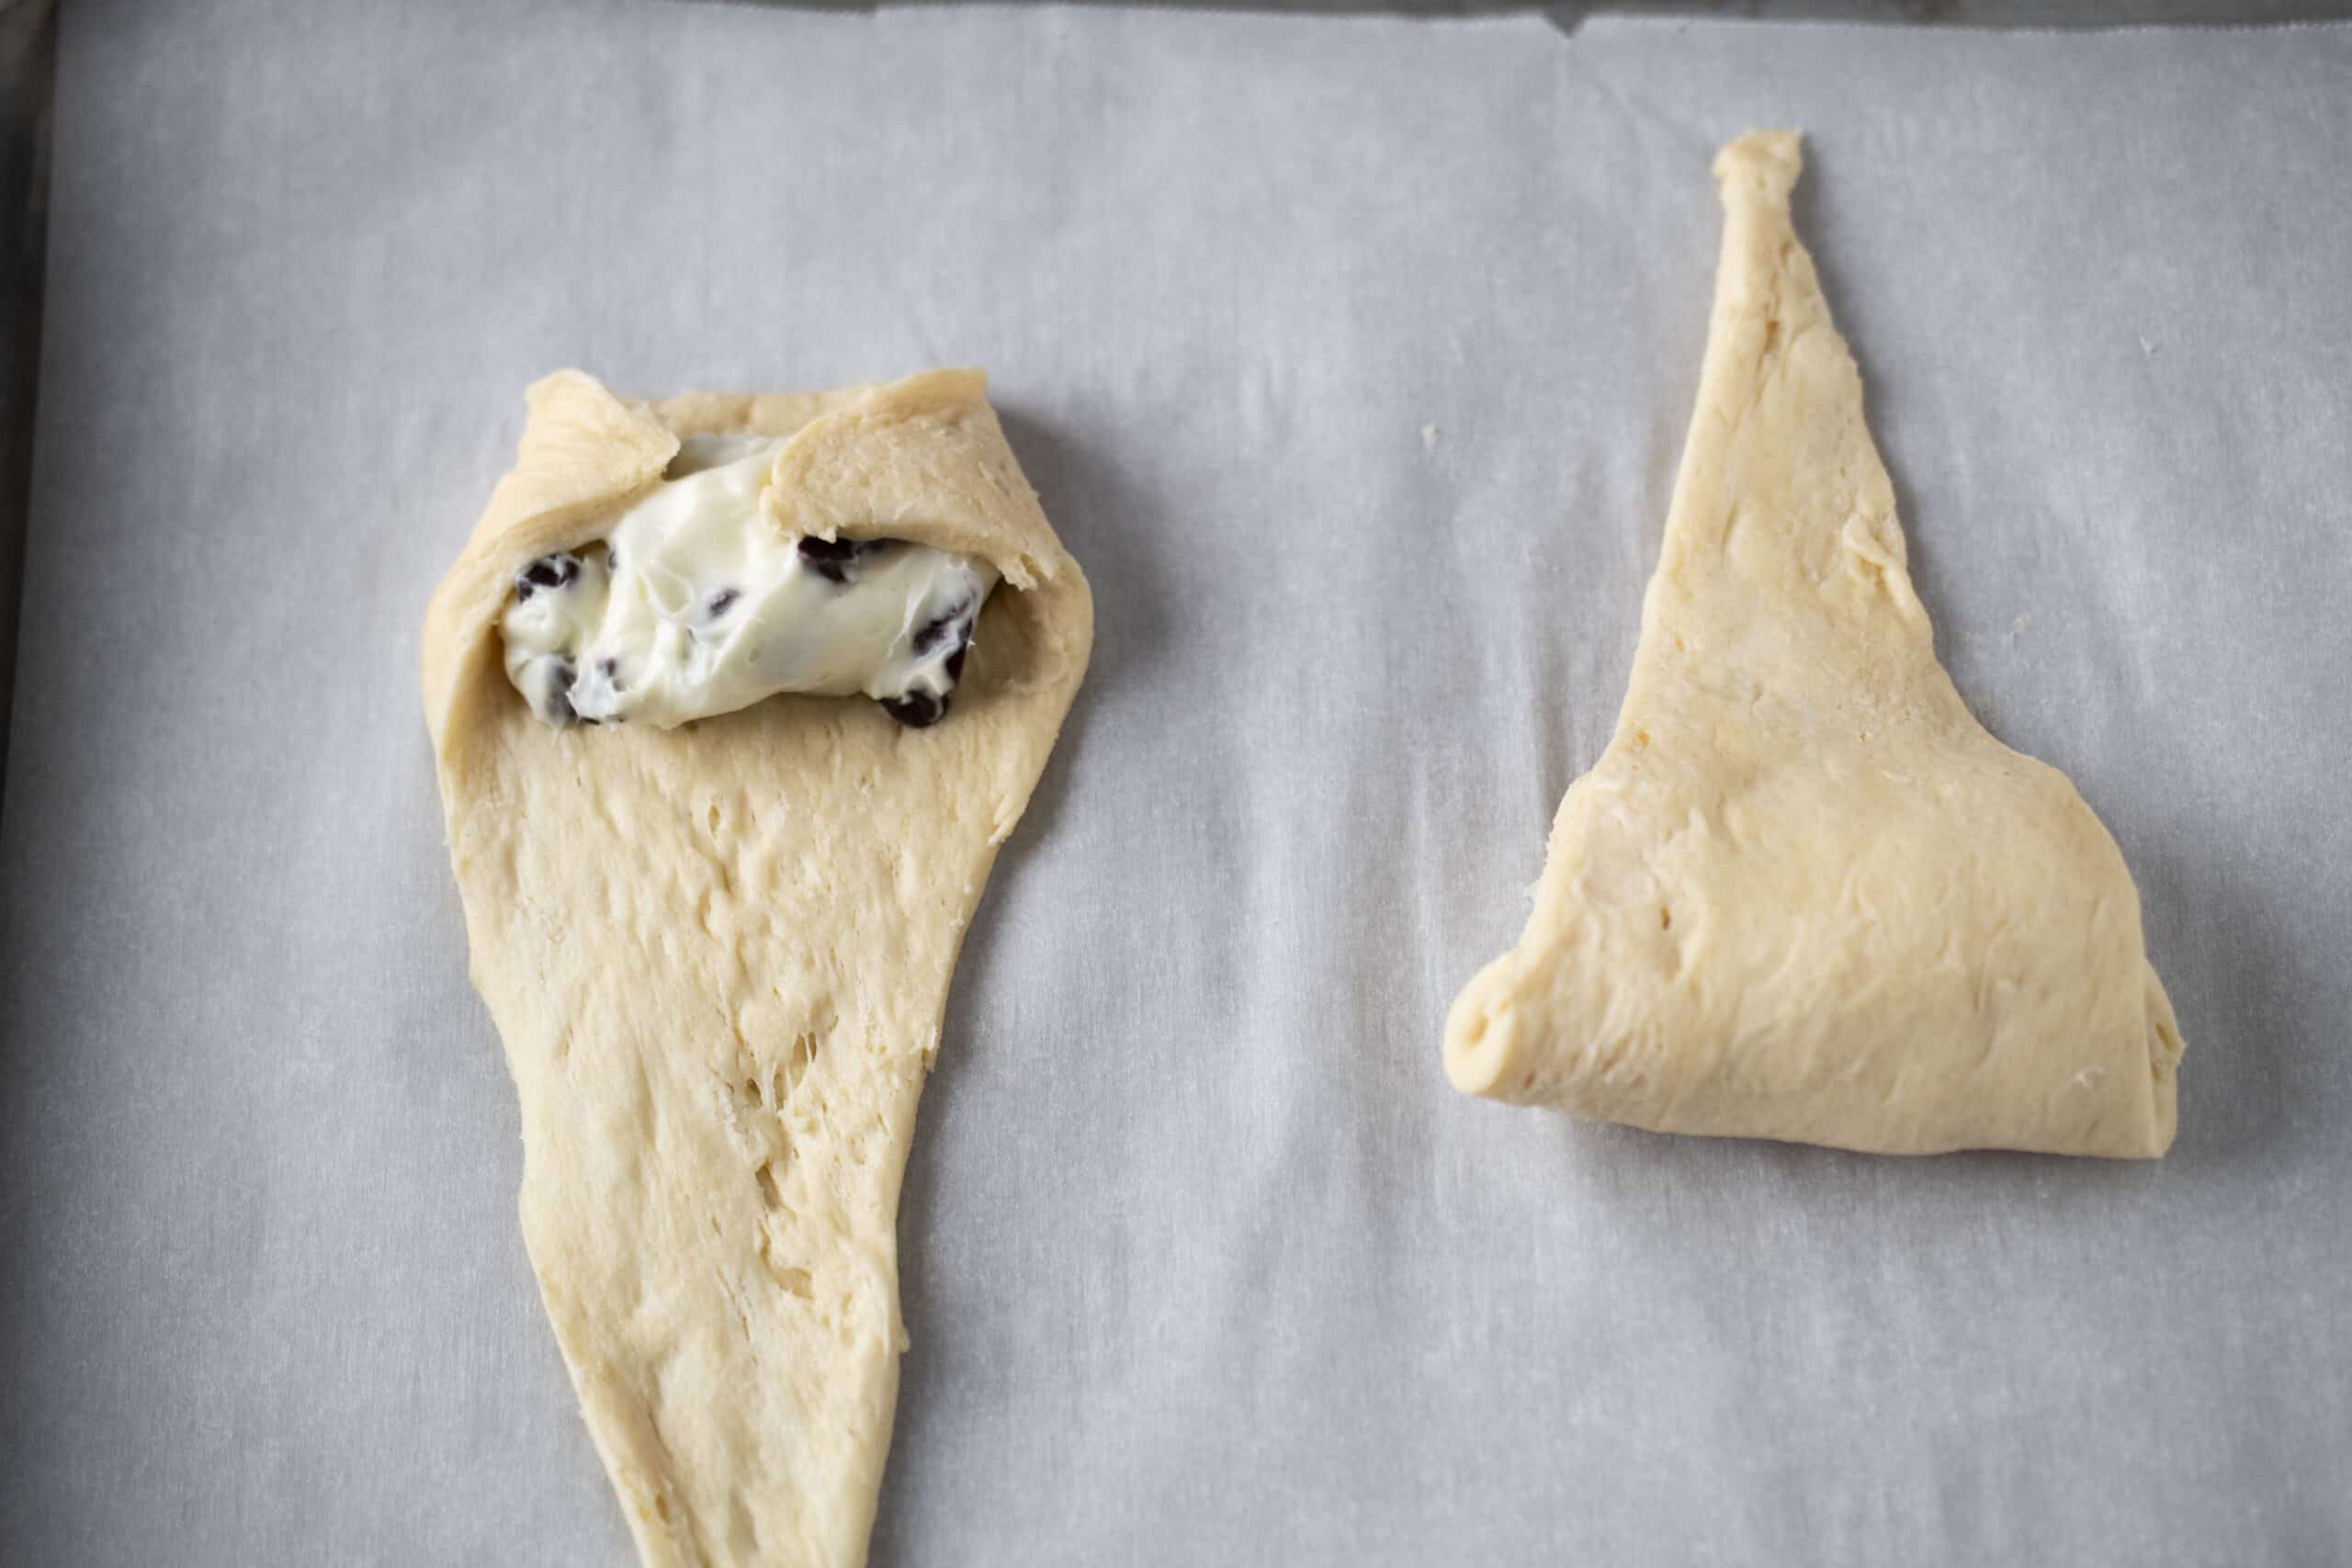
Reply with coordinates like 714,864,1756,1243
1442,961,1527,1100
1713,129,1803,200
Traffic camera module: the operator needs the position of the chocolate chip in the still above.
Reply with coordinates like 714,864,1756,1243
912,597,974,658
548,658,578,724
707,587,741,618
797,536,860,584
880,690,948,728
515,553,579,601
597,656,624,694
944,644,967,682
797,535,899,585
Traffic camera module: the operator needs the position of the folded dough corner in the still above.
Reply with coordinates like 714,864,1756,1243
1442,132,2183,1159
422,369,1090,1565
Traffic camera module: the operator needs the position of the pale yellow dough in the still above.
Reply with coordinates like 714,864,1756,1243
1444,133,2182,1157
423,369,1090,1565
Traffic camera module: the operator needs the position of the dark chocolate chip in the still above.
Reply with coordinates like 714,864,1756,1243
515,553,579,601
707,587,741,618
597,656,624,694
797,535,900,585
797,536,860,584
911,597,975,658
547,658,579,724
944,644,967,682
879,690,948,728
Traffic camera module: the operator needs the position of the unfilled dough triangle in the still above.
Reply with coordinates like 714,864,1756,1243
423,370,1091,1563
1444,132,2182,1157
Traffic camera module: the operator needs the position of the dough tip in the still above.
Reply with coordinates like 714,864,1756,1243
1442,976,1527,1100
1713,130,1804,202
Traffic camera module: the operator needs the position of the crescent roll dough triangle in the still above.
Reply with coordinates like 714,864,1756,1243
423,369,1090,1564
1444,133,2182,1157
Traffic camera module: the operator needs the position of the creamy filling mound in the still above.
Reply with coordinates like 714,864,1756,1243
501,434,996,729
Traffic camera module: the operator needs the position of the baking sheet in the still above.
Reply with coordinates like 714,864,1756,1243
4,2,2348,1562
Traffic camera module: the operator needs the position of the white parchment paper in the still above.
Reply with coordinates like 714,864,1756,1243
4,3,2346,1563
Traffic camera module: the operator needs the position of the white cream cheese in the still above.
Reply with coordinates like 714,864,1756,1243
500,434,997,729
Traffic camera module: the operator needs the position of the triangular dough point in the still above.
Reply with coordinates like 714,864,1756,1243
424,370,1091,1563
1443,133,2181,1157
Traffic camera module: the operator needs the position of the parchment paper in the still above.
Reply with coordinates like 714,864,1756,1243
3,3,2346,1563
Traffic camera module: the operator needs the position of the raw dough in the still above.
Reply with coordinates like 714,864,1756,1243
1443,132,2183,1157
422,369,1091,1564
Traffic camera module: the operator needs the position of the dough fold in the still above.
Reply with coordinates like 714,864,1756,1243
1443,133,2182,1157
424,369,1090,1564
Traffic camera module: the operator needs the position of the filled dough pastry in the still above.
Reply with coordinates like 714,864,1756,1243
1444,132,2182,1157
422,369,1090,1564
